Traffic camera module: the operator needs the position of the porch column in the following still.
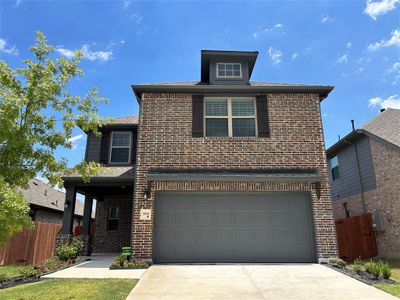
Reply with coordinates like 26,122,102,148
61,185,76,234
82,194,93,235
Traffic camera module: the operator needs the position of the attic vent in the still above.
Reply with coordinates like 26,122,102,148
32,182,38,186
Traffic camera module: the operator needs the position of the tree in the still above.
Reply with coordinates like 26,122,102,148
0,32,107,246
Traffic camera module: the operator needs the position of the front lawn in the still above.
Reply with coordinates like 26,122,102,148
0,279,138,300
0,265,35,279
375,283,400,297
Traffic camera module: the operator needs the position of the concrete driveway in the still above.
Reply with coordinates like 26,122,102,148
127,264,397,300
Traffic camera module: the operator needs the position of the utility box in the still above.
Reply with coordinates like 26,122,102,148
373,210,385,232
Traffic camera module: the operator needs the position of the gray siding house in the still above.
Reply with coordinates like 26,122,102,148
21,178,85,225
327,108,400,258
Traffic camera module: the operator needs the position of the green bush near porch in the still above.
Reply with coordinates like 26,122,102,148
0,279,138,300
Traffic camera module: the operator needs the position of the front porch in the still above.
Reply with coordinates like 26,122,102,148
58,167,134,255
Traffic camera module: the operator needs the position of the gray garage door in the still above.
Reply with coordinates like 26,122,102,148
153,192,316,263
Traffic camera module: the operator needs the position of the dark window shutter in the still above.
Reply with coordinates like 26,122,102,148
131,130,137,164
99,131,110,164
192,95,204,137
256,95,270,137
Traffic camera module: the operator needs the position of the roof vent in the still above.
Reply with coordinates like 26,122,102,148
44,190,47,196
380,108,386,113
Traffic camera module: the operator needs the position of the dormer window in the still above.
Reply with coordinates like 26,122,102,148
109,131,132,164
217,63,241,78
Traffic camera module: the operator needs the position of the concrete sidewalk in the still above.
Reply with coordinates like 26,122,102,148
127,264,397,300
42,254,147,279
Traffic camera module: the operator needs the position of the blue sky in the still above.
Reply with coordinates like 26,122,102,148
1,0,399,168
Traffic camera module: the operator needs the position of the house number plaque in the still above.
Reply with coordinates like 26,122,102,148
140,209,152,220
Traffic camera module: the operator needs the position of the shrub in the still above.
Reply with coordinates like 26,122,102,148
42,256,68,273
127,261,149,269
18,265,37,277
353,257,365,267
0,274,7,283
365,261,381,279
70,236,84,253
380,261,392,279
353,264,365,275
55,244,78,261
55,236,84,261
329,257,346,268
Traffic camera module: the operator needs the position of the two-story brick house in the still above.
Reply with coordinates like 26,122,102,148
59,50,338,263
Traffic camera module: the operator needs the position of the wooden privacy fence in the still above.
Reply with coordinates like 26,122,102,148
335,214,378,262
0,222,62,266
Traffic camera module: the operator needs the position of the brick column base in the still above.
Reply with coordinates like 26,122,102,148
55,233,73,248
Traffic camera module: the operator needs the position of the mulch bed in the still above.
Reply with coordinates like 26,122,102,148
327,265,398,286
0,259,89,290
0,275,40,290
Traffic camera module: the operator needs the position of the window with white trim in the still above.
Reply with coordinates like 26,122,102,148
204,97,256,137
217,63,241,78
109,132,131,163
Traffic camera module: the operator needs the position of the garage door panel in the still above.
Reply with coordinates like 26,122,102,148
154,192,315,263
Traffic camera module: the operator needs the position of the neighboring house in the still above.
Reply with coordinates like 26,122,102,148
21,178,85,225
59,50,338,263
326,108,400,258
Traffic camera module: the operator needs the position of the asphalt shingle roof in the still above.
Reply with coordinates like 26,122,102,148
63,166,135,179
110,115,138,124
362,108,400,148
21,178,85,216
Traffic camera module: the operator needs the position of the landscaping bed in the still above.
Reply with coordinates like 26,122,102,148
328,257,400,297
110,255,149,270
0,236,86,290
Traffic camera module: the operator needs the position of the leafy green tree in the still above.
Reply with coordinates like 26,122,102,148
0,32,107,246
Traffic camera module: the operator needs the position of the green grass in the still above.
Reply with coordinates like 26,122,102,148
375,283,400,297
0,279,138,300
0,265,35,279
385,259,400,282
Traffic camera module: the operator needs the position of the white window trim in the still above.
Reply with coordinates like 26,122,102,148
109,131,132,164
216,63,242,79
204,97,257,137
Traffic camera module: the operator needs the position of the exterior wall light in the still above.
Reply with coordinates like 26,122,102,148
143,191,149,201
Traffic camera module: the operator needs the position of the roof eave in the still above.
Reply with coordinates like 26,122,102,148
131,84,334,103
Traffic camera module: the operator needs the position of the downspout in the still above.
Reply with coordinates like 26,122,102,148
343,120,367,215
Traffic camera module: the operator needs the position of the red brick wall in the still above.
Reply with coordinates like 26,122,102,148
332,139,400,258
93,193,133,253
132,92,338,261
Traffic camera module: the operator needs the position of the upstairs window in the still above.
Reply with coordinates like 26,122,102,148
108,207,120,230
217,63,241,78
329,156,340,180
204,97,256,137
109,132,131,164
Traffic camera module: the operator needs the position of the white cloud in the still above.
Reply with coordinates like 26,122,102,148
131,13,143,24
15,0,21,6
322,16,333,23
388,61,400,84
368,29,400,50
67,134,84,150
292,52,299,60
346,42,352,48
268,47,282,64
252,23,284,38
368,95,400,109
364,0,399,20
336,54,348,64
0,38,18,56
56,44,113,62
123,0,131,10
